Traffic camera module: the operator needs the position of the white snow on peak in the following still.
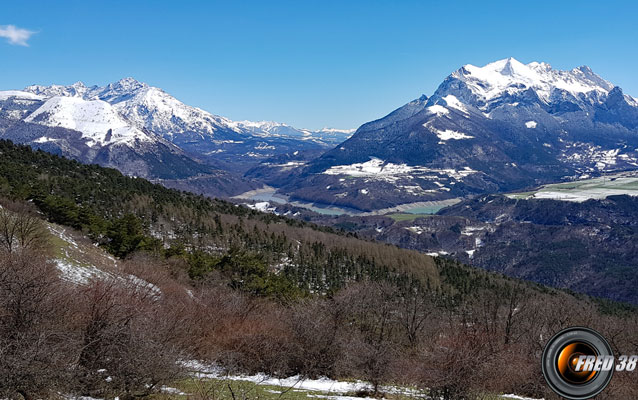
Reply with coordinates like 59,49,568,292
24,96,154,147
231,120,310,137
452,57,614,106
525,121,538,128
315,127,356,134
229,120,354,143
110,85,238,137
24,81,91,98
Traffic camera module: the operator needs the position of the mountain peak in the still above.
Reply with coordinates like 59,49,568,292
485,57,526,76
106,77,148,92
116,77,142,85
444,58,614,109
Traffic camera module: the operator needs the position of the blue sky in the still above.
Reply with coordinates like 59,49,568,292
2,0,637,130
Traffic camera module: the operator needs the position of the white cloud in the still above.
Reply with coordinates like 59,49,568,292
0,24,36,46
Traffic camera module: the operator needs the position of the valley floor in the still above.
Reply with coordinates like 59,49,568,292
233,186,460,216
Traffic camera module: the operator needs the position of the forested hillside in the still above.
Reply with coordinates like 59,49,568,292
3,139,638,400
0,139,440,297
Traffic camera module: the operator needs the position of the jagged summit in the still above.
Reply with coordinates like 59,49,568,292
439,58,616,111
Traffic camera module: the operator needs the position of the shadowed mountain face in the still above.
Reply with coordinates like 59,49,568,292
278,58,638,211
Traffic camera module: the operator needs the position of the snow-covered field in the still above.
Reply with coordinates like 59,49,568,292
507,171,638,202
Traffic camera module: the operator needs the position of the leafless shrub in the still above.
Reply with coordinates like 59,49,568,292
334,281,402,395
286,298,342,378
0,251,77,399
73,278,186,399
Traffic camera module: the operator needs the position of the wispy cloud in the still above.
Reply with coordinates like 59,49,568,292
0,24,36,46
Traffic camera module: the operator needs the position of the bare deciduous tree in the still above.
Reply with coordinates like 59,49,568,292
0,200,50,255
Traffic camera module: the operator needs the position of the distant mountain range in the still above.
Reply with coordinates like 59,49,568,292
0,78,353,196
3,59,638,209
276,58,638,211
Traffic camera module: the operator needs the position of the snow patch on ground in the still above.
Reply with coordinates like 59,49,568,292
55,259,161,297
55,260,109,285
184,361,373,395
525,121,537,128
183,361,432,399
461,226,485,236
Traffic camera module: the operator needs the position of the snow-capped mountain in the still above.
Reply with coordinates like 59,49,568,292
231,120,353,142
0,77,355,195
0,88,261,196
280,58,638,211
22,78,352,170
431,58,616,111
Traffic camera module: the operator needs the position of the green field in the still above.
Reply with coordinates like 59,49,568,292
153,378,425,400
387,213,435,221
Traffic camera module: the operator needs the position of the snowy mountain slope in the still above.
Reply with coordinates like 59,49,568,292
24,96,155,148
280,58,638,211
23,78,353,170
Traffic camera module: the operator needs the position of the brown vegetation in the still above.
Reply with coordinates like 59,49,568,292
2,202,638,399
